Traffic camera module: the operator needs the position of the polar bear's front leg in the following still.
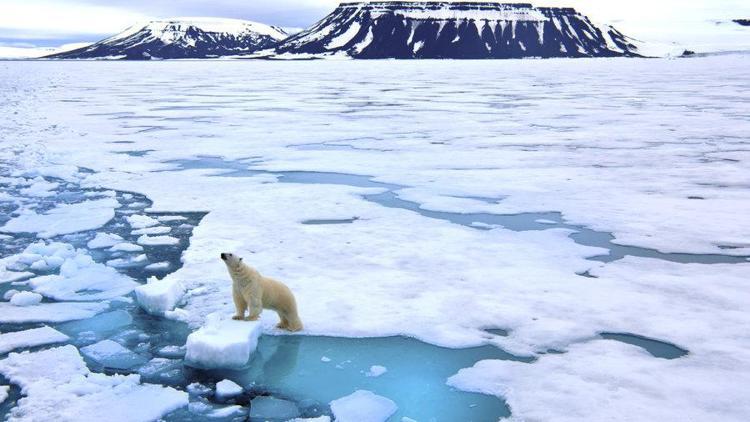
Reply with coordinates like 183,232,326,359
246,296,262,321
232,288,247,320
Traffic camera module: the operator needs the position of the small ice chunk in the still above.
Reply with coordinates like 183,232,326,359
366,365,388,377
0,385,8,403
87,233,124,249
106,254,148,268
536,219,558,225
132,226,171,235
157,345,186,358
321,356,332,362
215,379,243,399
135,277,185,315
0,326,69,354
127,215,160,229
144,262,171,272
187,382,212,396
109,243,144,252
10,291,43,306
80,339,148,370
209,405,245,418
249,396,300,420
185,319,262,369
157,215,187,222
3,290,19,300
330,390,398,422
289,417,331,422
137,235,180,246
0,301,108,323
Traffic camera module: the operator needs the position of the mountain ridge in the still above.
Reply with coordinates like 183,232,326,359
271,1,641,59
46,18,288,59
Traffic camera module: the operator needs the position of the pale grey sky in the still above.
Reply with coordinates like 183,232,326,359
0,0,748,47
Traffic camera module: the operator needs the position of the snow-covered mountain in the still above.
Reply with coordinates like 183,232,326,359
272,2,640,59
46,18,288,59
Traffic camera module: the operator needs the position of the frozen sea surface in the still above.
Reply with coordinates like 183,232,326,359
1,56,750,421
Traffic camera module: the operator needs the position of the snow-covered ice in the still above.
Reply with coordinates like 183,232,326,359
87,233,124,249
126,215,160,229
108,242,144,252
0,302,108,323
0,326,69,354
27,248,138,301
0,385,8,404
8,291,42,307
330,390,397,422
184,318,262,368
1,198,118,238
136,234,180,246
214,379,243,398
1,57,749,421
134,276,185,315
0,345,187,421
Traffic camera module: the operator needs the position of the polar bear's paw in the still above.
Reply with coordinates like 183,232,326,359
232,315,244,320
245,316,259,321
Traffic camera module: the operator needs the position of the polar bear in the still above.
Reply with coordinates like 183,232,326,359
220,252,303,332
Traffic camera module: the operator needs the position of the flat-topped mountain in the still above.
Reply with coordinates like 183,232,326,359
47,18,288,59
272,2,641,59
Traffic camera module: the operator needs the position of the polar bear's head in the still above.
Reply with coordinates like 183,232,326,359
220,252,243,269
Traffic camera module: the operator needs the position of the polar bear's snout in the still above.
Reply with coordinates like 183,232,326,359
220,252,243,268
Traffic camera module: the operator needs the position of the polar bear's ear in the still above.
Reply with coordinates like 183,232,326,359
239,257,243,262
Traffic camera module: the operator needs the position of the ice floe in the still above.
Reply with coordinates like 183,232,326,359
214,379,243,399
1,197,118,238
126,215,160,229
330,390,397,422
8,291,42,307
0,302,108,323
0,345,187,421
80,339,149,370
0,326,69,354
87,233,124,249
184,317,262,369
136,235,180,246
28,248,138,301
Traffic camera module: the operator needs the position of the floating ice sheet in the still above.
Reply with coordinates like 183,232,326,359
330,390,397,422
0,326,69,354
0,345,188,421
0,302,108,323
1,197,118,238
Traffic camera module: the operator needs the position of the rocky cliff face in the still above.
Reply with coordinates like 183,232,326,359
273,2,640,59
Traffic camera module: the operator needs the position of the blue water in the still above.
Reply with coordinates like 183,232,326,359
599,333,689,359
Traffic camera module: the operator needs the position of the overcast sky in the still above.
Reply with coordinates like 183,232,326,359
1,0,748,47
